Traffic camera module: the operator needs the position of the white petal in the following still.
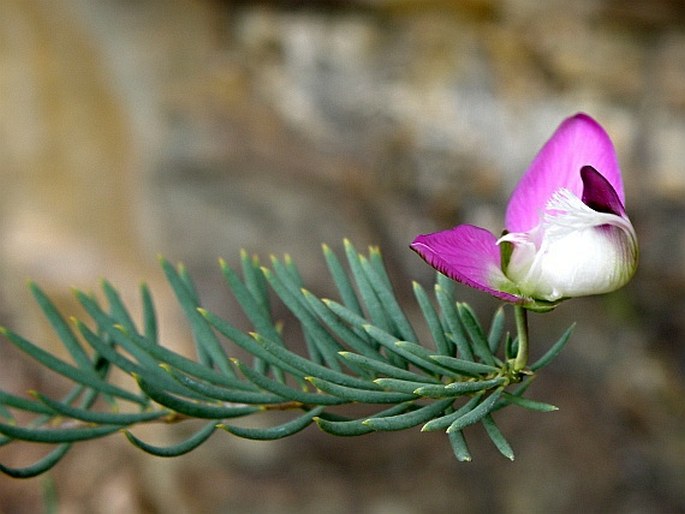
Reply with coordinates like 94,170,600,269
499,189,638,301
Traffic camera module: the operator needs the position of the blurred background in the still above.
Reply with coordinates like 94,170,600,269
1,0,684,512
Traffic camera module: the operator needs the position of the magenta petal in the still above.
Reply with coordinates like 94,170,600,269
410,225,521,302
505,113,624,233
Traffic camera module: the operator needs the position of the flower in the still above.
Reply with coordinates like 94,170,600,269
410,113,638,311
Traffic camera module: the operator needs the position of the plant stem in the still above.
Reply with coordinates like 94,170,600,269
513,305,529,371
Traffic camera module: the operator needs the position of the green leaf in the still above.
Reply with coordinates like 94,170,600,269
435,285,473,361
505,333,517,361
358,327,448,377
233,359,347,406
220,259,282,347
135,376,260,420
29,283,92,371
436,273,455,296
338,352,439,383
178,263,201,304
501,393,558,412
281,253,305,287
74,293,157,365
321,243,364,318
101,280,137,334
161,365,286,405
140,283,159,345
416,377,505,398
124,422,216,457
322,299,398,360
362,398,454,431
160,258,234,376
368,246,394,291
32,392,170,425
220,258,283,380
427,355,499,377
421,395,483,432
493,376,535,413
252,333,377,390
199,309,305,380
218,406,324,440
481,414,515,461
0,390,57,416
0,327,146,405
76,320,210,402
267,255,303,300
343,240,391,334
374,378,442,396
443,377,506,394
362,325,438,372
393,341,458,376
0,421,122,443
306,377,417,404
302,290,384,362
448,430,472,462
360,254,418,344
0,402,13,422
313,403,413,436
412,281,450,355
457,303,498,366
312,415,374,436
239,250,271,317
262,265,343,371
446,387,505,433
487,306,505,354
0,444,71,478
115,323,258,391
529,324,575,371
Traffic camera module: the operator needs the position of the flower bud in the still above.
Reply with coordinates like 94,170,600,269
411,114,638,310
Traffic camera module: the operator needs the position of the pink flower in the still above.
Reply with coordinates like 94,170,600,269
411,113,638,311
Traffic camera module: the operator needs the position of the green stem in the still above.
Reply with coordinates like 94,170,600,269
513,305,529,371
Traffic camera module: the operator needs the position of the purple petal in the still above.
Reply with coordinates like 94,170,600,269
410,225,521,302
505,113,624,233
580,165,626,217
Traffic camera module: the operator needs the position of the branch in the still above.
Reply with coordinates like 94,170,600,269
0,240,573,477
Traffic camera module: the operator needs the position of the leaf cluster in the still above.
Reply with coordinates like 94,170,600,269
0,240,573,477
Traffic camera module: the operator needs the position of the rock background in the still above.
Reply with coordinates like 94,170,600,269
1,0,684,512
